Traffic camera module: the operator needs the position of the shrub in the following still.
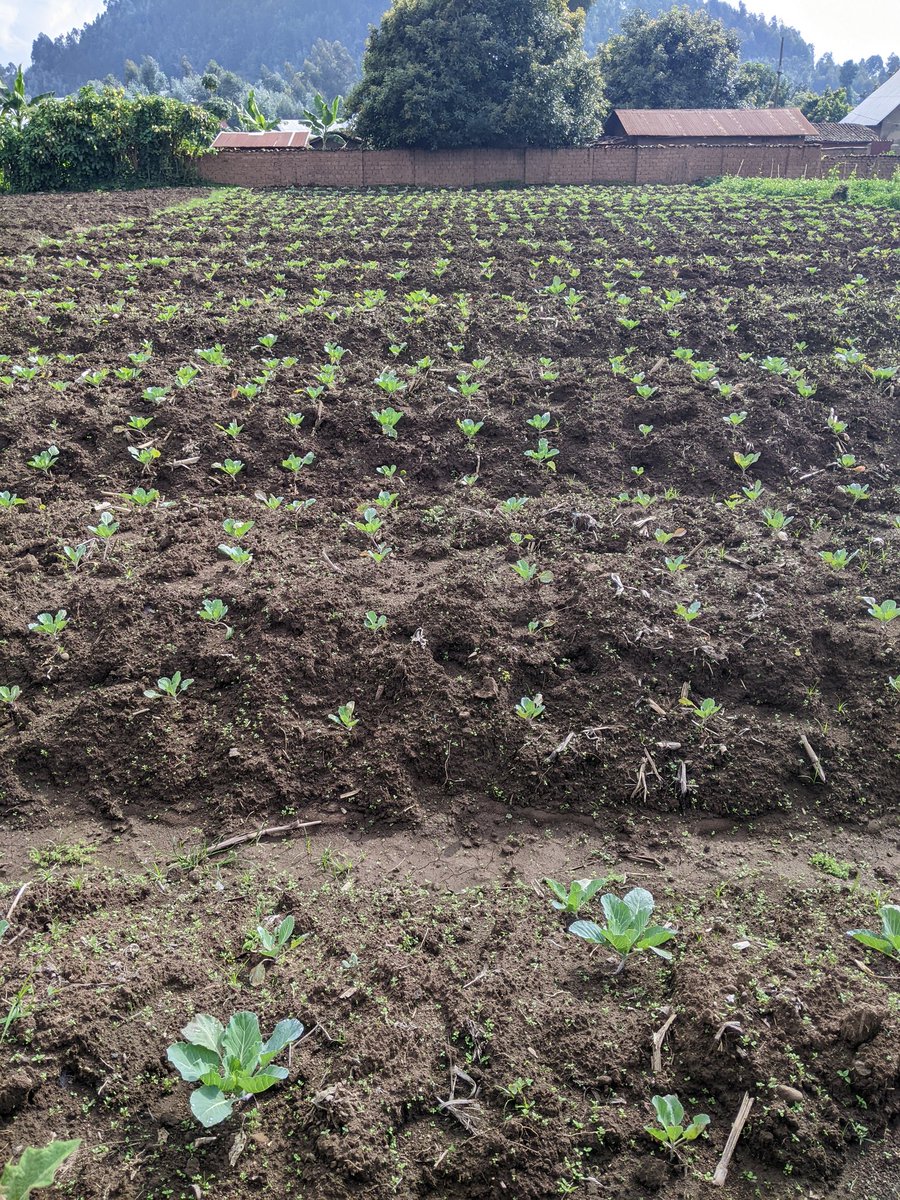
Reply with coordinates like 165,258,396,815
0,86,218,192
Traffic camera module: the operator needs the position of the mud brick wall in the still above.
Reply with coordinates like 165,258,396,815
196,143,897,189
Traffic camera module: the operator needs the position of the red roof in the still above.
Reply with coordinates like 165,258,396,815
609,108,817,138
212,131,310,149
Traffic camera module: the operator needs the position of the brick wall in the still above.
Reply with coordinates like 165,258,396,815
196,143,898,189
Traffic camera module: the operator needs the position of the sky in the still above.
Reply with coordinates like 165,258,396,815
0,0,897,66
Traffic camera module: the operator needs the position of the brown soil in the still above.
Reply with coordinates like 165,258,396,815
0,183,897,1200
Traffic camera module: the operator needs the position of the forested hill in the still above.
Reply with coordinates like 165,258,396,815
27,0,390,94
22,0,866,97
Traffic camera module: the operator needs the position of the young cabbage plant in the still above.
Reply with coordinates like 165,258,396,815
144,671,193,702
364,611,387,634
27,446,59,474
863,598,897,623
515,694,545,720
328,701,358,731
244,915,304,960
167,1012,303,1128
0,1139,80,1200
569,887,674,973
28,610,68,639
545,877,605,916
0,685,22,705
847,905,900,959
646,1095,710,1155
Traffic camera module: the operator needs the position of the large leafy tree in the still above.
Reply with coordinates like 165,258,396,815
599,7,740,109
348,0,606,149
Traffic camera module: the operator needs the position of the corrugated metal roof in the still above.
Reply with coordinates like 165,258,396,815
610,107,817,138
212,131,310,149
810,122,884,143
843,68,900,126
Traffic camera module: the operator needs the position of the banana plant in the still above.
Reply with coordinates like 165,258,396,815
0,66,53,131
301,94,346,149
237,88,279,132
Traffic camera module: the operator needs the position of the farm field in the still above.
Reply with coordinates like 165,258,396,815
0,182,897,1200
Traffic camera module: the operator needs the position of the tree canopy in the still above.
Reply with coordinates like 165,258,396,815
348,0,606,149
599,7,741,109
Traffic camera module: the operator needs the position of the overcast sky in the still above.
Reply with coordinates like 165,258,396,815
1,0,898,67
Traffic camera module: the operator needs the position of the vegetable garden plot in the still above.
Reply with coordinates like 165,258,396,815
0,184,897,1199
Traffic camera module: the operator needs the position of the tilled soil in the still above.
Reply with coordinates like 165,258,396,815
0,183,897,1200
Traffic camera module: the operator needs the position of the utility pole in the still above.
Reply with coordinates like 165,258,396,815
771,36,785,107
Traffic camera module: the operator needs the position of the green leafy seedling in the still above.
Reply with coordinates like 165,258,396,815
0,1139,80,1200
847,905,900,959
515,694,545,720
144,671,193,702
167,1012,303,1127
245,916,303,960
646,1094,710,1154
545,878,605,915
569,887,674,973
28,610,68,639
328,701,358,731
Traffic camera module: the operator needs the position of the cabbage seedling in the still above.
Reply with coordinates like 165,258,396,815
364,611,387,634
328,702,358,731
144,671,193,702
61,543,90,570
222,518,254,540
527,412,551,431
723,411,747,426
129,446,161,470
646,1095,709,1154
524,438,559,471
0,1139,80,1200
0,685,21,704
569,887,674,972
127,415,154,432
121,487,163,507
372,408,404,438
282,451,315,474
515,694,544,720
283,411,305,428
820,549,857,570
167,1011,302,1127
366,543,393,564
212,458,245,478
354,508,382,537
256,493,284,509
456,418,483,439
216,420,244,438
839,482,869,504
0,491,26,508
545,877,604,915
27,446,59,474
864,598,897,623
675,601,701,623
664,556,687,573
680,696,721,721
847,904,900,959
219,544,253,568
733,451,760,473
28,610,68,639
762,508,793,531
87,511,118,540
244,915,302,960
742,479,764,501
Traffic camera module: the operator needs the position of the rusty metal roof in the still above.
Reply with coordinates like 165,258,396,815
212,131,310,150
609,108,817,138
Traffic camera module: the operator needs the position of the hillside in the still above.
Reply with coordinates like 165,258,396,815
25,0,865,98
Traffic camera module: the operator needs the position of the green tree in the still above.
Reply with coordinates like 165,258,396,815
734,60,778,108
792,86,851,123
599,7,740,110
348,0,606,149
